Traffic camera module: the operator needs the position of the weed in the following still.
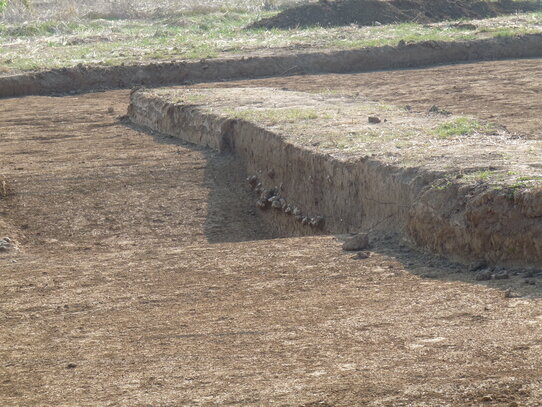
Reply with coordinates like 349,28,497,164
431,117,494,139
227,107,326,124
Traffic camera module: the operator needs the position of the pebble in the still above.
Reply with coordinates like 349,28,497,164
247,175,258,188
356,251,371,259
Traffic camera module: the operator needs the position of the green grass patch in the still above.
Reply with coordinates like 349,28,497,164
431,117,494,139
227,107,327,124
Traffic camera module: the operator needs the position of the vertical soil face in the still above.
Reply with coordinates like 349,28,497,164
1,91,542,406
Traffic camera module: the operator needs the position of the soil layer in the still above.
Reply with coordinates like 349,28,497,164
1,90,542,407
249,0,540,29
128,86,542,266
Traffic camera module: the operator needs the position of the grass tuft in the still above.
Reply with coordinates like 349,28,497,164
431,117,494,139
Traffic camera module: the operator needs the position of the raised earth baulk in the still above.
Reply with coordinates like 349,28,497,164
128,87,542,267
2,34,542,98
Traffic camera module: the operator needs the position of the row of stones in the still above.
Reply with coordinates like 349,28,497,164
246,175,325,230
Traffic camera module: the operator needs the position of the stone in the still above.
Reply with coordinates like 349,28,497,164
368,116,381,124
0,238,15,252
356,251,371,259
342,233,370,251
247,175,258,188
292,207,301,216
474,270,492,281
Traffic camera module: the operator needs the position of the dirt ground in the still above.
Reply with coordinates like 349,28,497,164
249,0,538,29
192,58,542,139
1,60,542,407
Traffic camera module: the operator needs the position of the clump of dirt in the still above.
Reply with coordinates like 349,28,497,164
248,0,539,29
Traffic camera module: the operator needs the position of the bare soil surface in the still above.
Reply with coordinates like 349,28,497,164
1,84,542,405
189,58,542,139
249,0,539,29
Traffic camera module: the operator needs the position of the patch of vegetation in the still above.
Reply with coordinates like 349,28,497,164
431,117,494,139
227,107,327,124
0,9,541,74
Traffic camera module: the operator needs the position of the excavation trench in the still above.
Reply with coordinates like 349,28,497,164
128,87,542,267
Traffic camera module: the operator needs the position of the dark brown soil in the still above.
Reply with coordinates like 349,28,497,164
249,0,539,29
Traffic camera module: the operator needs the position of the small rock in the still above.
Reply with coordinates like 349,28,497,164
428,105,451,115
247,175,258,188
356,251,371,259
342,233,370,251
292,207,301,216
368,116,381,124
474,270,493,281
0,238,15,252
66,363,77,369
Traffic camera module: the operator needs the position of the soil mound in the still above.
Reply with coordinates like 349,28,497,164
248,0,539,29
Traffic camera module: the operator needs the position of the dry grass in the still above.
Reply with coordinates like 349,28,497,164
1,0,311,22
0,1,540,74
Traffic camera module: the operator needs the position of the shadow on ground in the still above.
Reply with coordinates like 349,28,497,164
129,120,542,299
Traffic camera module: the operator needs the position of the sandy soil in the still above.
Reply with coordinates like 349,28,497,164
1,65,542,406
191,58,542,139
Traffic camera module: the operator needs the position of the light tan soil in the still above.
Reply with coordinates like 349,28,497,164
190,57,542,139
1,71,542,406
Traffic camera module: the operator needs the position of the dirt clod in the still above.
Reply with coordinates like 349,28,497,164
475,270,493,281
342,233,370,251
